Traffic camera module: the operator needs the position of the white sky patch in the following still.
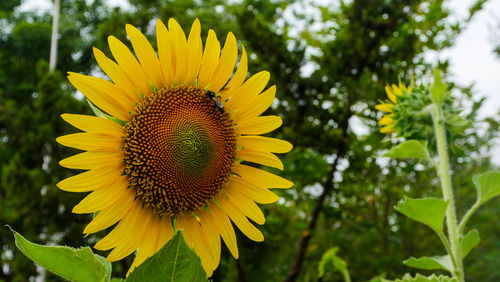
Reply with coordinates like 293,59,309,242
429,0,500,120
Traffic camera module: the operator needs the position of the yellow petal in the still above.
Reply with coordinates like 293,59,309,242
185,19,202,85
67,73,131,121
198,29,220,88
108,35,151,95
57,165,123,192
378,115,394,126
61,114,124,136
154,217,174,252
156,19,175,87
127,219,161,276
237,149,283,170
236,116,282,135
94,200,145,251
207,202,238,259
198,209,221,271
209,32,237,93
238,136,292,153
375,103,393,113
106,208,152,262
225,71,270,112
126,24,162,89
59,150,123,170
233,85,276,122
223,188,265,225
391,83,402,95
176,214,213,275
385,85,397,103
72,176,128,214
83,188,135,233
93,47,142,102
168,18,188,84
56,133,122,151
380,125,396,134
220,46,248,101
229,177,280,204
233,163,293,189
217,195,264,242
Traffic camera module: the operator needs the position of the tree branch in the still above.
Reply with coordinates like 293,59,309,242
284,112,350,282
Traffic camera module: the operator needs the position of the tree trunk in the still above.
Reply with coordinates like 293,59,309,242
49,0,60,72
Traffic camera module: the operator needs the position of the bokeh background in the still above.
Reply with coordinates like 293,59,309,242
1,0,500,281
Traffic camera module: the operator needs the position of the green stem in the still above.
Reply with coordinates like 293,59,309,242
432,104,464,282
458,200,480,235
342,269,351,282
437,230,457,270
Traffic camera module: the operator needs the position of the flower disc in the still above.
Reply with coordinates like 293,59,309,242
123,86,236,216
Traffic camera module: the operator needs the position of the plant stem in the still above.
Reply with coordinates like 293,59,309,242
458,200,480,235
342,269,351,282
432,105,464,282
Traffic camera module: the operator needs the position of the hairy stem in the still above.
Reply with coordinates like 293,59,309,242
432,104,464,282
458,200,481,235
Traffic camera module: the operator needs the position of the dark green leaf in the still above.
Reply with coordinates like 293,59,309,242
125,231,208,282
12,230,111,282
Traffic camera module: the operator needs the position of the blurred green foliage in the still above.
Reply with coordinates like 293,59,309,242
1,0,499,281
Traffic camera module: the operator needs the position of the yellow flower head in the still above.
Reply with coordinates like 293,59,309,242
375,82,411,134
56,18,293,277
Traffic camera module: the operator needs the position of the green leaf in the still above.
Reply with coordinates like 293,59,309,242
382,140,431,160
125,231,208,282
403,255,452,272
368,274,386,282
395,197,448,235
444,114,471,133
383,273,457,282
461,229,480,258
318,247,350,281
87,100,126,126
430,68,447,106
12,230,111,282
472,171,500,205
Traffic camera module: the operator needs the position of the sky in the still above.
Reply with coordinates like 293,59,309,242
18,0,500,162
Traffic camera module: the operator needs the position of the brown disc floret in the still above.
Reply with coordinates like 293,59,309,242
122,86,236,216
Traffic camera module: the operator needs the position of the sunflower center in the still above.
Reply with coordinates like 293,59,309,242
122,86,236,216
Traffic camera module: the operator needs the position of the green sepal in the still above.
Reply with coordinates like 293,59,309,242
382,140,431,161
395,197,448,235
87,100,126,126
430,68,447,106
11,229,111,282
403,255,452,272
125,231,208,282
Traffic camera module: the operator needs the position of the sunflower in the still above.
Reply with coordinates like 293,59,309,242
375,82,411,134
57,18,293,277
